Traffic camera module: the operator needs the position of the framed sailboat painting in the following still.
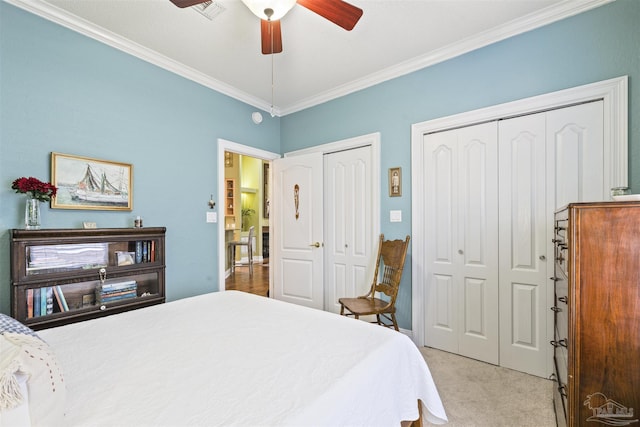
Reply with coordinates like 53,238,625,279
51,152,133,211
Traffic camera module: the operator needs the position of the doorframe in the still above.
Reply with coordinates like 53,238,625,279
284,132,382,253
410,75,628,347
217,138,280,292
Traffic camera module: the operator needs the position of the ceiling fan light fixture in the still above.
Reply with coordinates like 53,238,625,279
241,0,296,20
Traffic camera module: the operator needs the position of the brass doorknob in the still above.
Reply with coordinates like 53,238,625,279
309,242,320,248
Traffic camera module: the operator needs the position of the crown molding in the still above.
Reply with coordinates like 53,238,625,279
5,0,613,117
280,0,615,115
3,0,279,116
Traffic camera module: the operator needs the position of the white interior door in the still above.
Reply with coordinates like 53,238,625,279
272,153,324,309
323,146,374,313
424,122,499,364
498,101,604,377
498,113,548,377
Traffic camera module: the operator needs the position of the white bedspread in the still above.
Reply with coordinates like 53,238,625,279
39,291,447,426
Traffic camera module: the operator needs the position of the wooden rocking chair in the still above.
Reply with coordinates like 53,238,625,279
338,234,410,331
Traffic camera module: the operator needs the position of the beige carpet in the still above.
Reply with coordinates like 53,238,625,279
420,347,556,427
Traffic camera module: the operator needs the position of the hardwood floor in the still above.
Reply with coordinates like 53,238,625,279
225,260,269,297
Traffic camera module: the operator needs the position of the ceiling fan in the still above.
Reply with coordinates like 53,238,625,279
169,0,363,54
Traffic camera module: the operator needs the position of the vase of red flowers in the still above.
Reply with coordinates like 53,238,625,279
11,177,58,230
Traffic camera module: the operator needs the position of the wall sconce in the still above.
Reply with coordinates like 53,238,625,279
208,194,216,209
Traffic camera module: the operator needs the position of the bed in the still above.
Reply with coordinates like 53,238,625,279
1,291,447,426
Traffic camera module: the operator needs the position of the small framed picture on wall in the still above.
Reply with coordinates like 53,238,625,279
389,167,402,197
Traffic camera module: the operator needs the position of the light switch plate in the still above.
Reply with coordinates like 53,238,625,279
206,212,217,223
390,210,402,222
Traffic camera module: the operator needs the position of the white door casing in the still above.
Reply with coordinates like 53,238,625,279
272,153,324,309
412,77,626,377
324,146,374,313
217,139,279,293
424,122,499,364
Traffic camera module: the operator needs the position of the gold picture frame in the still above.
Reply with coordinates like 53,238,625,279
389,167,402,197
51,152,133,211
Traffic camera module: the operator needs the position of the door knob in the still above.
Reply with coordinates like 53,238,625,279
539,255,546,261
458,249,463,255
309,242,320,248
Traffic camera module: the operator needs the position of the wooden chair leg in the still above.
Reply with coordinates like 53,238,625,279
340,304,345,315
391,313,399,331
234,246,238,273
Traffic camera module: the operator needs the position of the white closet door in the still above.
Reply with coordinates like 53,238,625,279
498,113,548,377
544,101,604,375
547,101,605,206
324,146,374,313
424,122,499,364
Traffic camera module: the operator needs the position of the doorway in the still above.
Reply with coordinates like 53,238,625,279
217,139,279,295
273,132,381,311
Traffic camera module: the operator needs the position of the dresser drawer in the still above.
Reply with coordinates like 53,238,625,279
554,285,568,346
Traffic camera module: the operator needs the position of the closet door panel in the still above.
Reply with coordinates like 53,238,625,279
424,123,499,364
548,101,604,208
498,113,548,377
324,146,373,313
457,123,499,364
425,130,459,353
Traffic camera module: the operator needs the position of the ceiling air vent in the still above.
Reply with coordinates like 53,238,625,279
192,1,225,20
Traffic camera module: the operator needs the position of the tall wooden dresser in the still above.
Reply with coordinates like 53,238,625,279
552,202,640,427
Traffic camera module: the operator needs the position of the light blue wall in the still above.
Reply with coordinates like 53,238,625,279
0,2,280,314
281,0,640,329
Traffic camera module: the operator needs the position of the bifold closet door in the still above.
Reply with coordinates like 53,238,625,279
498,113,548,377
423,122,499,365
498,101,604,378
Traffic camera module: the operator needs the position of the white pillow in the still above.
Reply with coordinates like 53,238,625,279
0,333,65,426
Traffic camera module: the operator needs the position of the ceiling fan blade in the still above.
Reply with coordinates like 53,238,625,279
261,19,283,55
169,0,209,8
296,0,363,31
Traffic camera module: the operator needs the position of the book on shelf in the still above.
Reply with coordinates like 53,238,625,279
34,289,41,317
53,285,69,312
99,280,137,292
131,240,156,263
98,291,137,303
135,241,143,264
26,289,34,319
96,280,138,304
99,286,137,297
27,287,56,317
45,287,54,315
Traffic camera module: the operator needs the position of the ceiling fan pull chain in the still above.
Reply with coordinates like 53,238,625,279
270,17,275,117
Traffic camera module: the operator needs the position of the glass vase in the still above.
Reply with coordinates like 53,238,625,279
25,196,41,230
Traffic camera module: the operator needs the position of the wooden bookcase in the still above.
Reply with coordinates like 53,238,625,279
225,179,235,216
10,227,166,330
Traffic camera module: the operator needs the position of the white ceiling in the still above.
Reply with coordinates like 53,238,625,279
8,0,610,115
